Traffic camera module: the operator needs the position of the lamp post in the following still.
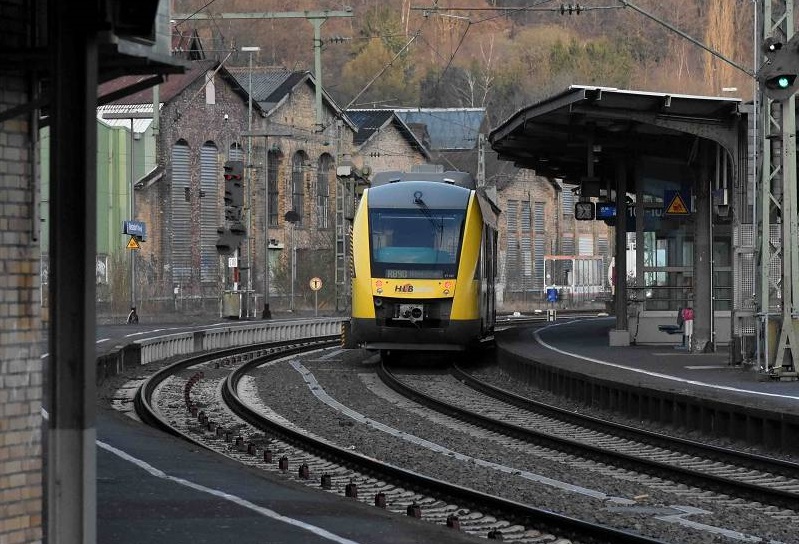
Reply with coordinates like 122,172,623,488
242,46,260,317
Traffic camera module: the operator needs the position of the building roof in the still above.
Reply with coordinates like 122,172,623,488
489,85,743,186
346,109,431,160
97,103,158,133
393,108,486,151
226,68,357,131
346,109,394,145
99,59,221,105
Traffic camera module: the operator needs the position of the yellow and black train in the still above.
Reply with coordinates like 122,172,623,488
347,170,498,356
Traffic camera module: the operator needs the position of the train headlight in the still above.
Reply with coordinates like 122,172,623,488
411,307,422,319
374,297,383,307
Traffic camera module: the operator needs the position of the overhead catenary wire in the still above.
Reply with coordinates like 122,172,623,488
345,31,422,110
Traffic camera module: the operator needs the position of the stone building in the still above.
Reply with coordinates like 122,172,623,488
495,171,613,312
99,59,254,312
346,109,431,173
99,62,443,315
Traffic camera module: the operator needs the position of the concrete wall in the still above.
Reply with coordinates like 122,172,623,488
0,1,44,541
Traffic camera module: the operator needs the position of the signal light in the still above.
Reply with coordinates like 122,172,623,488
766,74,796,90
223,160,243,181
223,160,244,215
758,34,799,101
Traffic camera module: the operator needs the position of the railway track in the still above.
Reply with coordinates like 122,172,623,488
378,364,799,512
132,340,665,544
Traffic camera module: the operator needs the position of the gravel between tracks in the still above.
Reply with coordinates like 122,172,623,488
251,348,798,544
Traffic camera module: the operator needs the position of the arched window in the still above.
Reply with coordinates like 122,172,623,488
171,140,191,284
291,151,307,226
200,141,218,283
229,142,244,161
267,150,282,227
316,154,333,229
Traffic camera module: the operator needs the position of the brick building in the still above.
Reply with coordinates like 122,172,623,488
0,13,43,543
496,171,613,311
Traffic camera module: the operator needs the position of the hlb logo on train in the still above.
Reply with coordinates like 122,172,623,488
394,284,414,293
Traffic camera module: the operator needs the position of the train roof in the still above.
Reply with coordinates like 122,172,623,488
370,170,476,189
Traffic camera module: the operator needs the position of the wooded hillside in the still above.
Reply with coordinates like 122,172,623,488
172,0,754,125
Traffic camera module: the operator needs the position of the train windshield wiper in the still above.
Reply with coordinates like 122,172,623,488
413,191,443,233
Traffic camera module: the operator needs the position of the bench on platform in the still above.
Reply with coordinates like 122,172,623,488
658,309,684,335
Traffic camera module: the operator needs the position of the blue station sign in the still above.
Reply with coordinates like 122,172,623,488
123,220,146,241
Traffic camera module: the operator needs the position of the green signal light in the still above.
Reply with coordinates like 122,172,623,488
765,73,798,91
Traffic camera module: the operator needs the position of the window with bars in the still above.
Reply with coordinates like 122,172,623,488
561,183,574,217
171,140,191,283
561,235,575,256
534,238,545,288
317,154,333,229
534,201,545,234
578,236,594,256
505,200,520,291
199,141,218,283
267,150,281,227
521,201,530,232
229,142,243,161
291,151,307,226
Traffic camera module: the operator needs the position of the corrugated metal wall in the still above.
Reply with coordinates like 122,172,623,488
171,142,191,283
505,200,519,291
533,201,545,289
200,142,218,283
520,201,532,289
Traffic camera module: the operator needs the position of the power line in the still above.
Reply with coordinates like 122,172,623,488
173,0,221,27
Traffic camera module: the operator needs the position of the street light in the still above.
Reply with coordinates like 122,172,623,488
242,46,260,317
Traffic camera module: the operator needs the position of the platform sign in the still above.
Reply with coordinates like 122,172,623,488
546,287,558,303
664,190,691,216
123,220,146,240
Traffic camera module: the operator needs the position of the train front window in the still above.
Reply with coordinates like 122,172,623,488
369,208,465,279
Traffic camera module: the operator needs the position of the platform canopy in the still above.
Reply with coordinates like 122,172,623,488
488,85,743,190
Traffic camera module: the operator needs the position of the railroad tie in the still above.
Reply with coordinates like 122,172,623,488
406,503,421,518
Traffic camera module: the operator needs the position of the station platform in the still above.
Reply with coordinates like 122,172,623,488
495,316,799,452
93,323,483,544
97,408,484,544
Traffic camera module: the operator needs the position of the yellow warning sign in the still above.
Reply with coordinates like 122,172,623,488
665,193,690,215
126,236,141,250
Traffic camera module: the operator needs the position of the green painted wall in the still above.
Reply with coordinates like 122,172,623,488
39,121,155,258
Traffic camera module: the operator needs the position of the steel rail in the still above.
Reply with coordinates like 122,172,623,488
376,362,799,511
